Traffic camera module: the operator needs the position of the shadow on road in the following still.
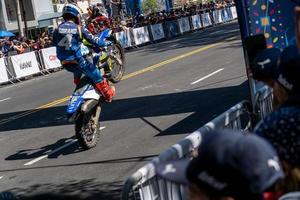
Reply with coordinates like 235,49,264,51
5,136,82,161
2,154,157,172
0,80,249,135
8,180,123,200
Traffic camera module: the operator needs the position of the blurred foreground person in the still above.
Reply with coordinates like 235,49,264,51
156,130,284,200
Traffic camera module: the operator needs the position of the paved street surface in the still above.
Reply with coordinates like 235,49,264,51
0,22,249,199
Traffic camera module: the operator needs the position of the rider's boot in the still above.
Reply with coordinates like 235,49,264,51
95,79,115,102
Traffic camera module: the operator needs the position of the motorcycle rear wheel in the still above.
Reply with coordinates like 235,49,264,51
75,106,101,150
109,42,126,83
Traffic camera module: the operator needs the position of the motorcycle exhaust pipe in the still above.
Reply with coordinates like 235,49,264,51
81,99,99,114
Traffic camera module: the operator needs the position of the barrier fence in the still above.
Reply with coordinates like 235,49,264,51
121,85,274,200
254,86,273,120
0,48,61,85
115,6,237,48
121,101,253,200
0,6,237,85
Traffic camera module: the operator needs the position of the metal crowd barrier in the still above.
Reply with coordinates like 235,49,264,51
0,48,62,85
254,86,273,120
115,6,238,49
121,100,253,200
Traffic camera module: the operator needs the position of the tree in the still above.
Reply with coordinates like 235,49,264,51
142,0,159,14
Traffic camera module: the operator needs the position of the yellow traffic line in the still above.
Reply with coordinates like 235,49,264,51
121,43,221,80
0,42,223,126
0,96,71,125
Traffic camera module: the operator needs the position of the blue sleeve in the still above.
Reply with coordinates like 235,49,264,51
80,26,106,47
52,29,59,47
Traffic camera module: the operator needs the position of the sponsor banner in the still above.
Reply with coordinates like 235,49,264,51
231,6,237,19
150,23,165,41
178,17,191,33
115,29,132,48
222,8,231,22
11,52,40,79
164,20,179,38
0,58,9,84
41,47,61,70
132,27,150,46
201,13,212,27
191,15,202,30
213,10,223,24
226,7,233,20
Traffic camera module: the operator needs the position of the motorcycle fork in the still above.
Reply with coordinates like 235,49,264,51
90,104,101,130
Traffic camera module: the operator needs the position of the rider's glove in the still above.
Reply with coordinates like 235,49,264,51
95,79,115,102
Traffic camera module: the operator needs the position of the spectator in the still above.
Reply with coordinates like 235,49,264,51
253,45,300,108
12,40,25,54
254,45,300,198
156,130,284,200
1,41,13,57
255,114,300,198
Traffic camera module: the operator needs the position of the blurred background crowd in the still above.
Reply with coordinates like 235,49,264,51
0,30,52,58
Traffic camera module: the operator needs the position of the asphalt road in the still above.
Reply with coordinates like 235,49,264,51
0,21,249,199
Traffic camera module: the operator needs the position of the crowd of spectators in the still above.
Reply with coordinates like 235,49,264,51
114,0,235,28
0,31,52,58
86,0,235,33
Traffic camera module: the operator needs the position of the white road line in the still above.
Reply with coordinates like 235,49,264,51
24,126,106,166
0,176,3,179
0,97,11,102
191,68,224,85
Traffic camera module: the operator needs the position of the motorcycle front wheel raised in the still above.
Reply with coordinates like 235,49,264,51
75,105,101,150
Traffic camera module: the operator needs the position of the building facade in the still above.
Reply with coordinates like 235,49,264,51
0,0,61,36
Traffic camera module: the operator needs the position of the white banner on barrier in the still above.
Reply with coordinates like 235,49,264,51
231,7,237,19
191,15,202,30
41,47,61,70
150,23,165,41
133,27,150,46
201,13,212,27
115,30,132,48
213,10,223,24
11,52,40,79
0,58,9,84
178,17,191,33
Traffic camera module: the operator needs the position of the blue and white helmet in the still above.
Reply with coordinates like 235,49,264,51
62,3,82,24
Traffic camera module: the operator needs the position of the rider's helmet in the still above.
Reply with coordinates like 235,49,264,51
62,3,82,25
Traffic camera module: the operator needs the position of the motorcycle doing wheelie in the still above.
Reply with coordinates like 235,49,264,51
66,29,125,149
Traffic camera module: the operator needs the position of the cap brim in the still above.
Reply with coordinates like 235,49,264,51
156,159,190,185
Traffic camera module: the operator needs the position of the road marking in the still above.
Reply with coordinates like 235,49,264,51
0,97,11,102
24,126,106,166
0,176,3,179
0,42,225,126
191,68,224,85
122,43,222,80
0,96,70,125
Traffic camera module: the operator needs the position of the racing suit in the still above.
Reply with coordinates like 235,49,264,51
53,20,105,84
53,20,115,101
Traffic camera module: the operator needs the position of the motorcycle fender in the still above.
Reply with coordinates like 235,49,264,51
81,99,98,114
82,88,101,100
66,95,84,115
